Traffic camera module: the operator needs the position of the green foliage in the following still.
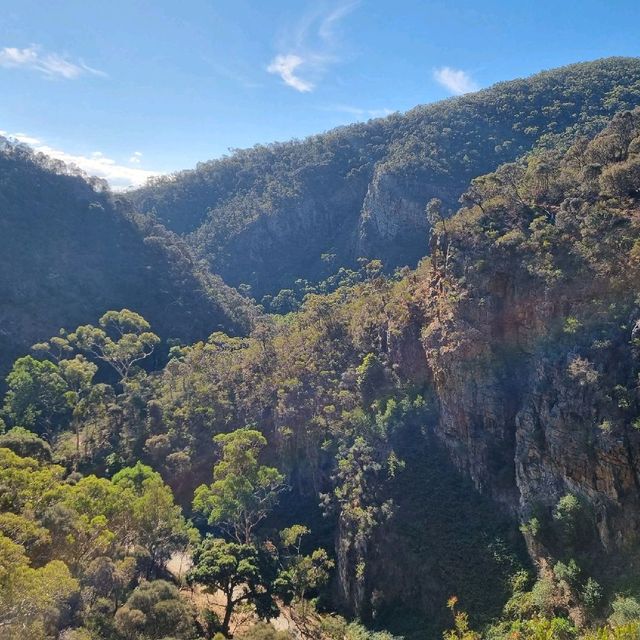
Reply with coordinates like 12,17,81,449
356,353,386,403
320,615,403,640
236,622,292,639
193,428,286,543
530,576,557,617
70,309,160,382
0,426,52,461
0,532,79,640
581,578,604,614
553,494,587,546
609,596,640,626
114,579,196,639
275,524,334,629
112,461,198,572
0,143,254,381
554,559,581,587
3,355,71,438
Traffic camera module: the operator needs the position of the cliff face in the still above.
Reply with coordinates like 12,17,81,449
356,168,457,267
514,349,640,551
418,108,640,564
209,157,374,294
420,284,640,552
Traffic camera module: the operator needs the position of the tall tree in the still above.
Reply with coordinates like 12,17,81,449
2,356,70,440
70,309,160,383
193,428,286,544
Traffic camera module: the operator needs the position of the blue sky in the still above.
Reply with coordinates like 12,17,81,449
0,0,639,188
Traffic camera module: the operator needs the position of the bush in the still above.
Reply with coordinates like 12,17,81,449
581,578,604,613
609,595,640,626
0,427,52,461
554,559,581,587
553,494,588,546
531,576,557,616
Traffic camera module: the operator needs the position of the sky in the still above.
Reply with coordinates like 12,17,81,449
0,0,639,189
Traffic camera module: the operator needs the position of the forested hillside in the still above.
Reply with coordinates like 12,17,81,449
3,101,640,639
129,57,640,299
0,141,255,376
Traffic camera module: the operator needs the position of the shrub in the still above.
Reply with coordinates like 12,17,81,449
609,595,640,626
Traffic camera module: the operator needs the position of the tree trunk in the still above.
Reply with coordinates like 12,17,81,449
222,590,234,637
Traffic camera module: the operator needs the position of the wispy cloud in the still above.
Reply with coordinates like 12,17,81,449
267,1,359,92
0,45,106,79
129,151,143,164
0,130,158,189
433,66,479,95
322,104,395,119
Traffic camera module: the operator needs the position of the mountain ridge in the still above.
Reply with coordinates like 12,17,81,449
129,56,640,299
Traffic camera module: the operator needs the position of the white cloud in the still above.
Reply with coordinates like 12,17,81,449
12,132,42,145
267,54,314,92
0,45,105,79
267,1,359,92
433,66,479,95
0,130,158,189
129,151,143,164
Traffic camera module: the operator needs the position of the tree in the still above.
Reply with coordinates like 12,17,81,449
112,462,197,575
114,579,196,640
0,512,51,558
0,427,52,461
238,622,292,639
443,597,481,640
0,447,65,514
70,309,160,382
2,356,70,439
58,355,98,466
188,537,278,637
193,429,286,544
275,525,334,632
0,533,78,640
83,555,136,611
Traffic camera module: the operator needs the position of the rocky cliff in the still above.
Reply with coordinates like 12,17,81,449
333,109,640,631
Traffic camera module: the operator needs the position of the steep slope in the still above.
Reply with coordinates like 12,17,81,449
0,141,255,374
130,57,640,297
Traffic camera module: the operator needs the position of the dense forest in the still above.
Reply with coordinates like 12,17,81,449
3,59,640,640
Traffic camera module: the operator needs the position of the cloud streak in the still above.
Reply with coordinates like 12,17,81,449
433,66,479,95
0,46,105,79
0,130,158,189
323,104,394,119
267,1,359,92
